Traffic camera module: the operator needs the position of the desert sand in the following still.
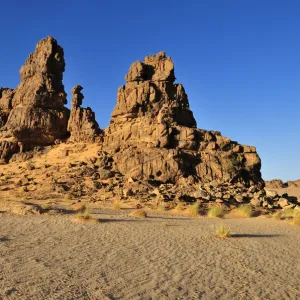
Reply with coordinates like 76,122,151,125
1,209,300,300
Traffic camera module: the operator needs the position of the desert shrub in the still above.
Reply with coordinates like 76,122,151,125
216,224,231,238
292,211,300,226
74,208,98,223
113,200,121,210
175,202,185,211
77,208,91,220
187,202,200,215
157,204,166,212
272,211,282,220
75,208,98,222
129,209,147,218
233,205,253,218
282,208,294,218
207,206,224,218
41,203,51,210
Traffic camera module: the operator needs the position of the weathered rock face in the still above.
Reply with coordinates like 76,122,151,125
0,37,69,145
0,88,14,128
67,85,102,142
102,52,263,186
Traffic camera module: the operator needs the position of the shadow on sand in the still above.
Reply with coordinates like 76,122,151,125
147,216,192,221
231,234,282,238
0,237,10,242
99,218,146,223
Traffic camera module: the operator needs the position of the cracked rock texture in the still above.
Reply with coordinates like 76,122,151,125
68,85,102,143
101,51,263,186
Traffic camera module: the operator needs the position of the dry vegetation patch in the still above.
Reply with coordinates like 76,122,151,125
129,209,147,218
291,211,300,226
207,206,224,218
73,208,99,224
232,205,253,218
113,200,121,210
187,203,200,216
215,224,231,238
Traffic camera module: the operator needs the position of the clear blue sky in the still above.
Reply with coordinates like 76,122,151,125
0,0,299,181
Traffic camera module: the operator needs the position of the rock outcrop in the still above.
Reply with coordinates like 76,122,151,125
101,52,263,186
0,38,263,192
67,85,102,143
0,37,69,145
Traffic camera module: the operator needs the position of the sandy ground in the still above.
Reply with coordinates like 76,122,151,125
1,209,300,300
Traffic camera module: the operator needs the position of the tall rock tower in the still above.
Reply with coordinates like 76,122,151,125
1,36,69,145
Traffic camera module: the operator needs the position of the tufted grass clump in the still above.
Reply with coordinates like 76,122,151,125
129,209,147,218
187,202,200,215
113,200,121,210
175,202,185,211
282,208,294,218
207,206,224,218
233,205,253,218
73,208,99,223
272,211,282,220
216,224,231,238
291,211,300,226
157,204,166,212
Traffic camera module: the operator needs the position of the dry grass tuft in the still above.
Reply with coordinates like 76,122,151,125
129,209,147,218
215,224,231,238
157,204,166,212
175,202,185,211
232,205,253,218
41,203,51,210
113,200,121,210
291,211,300,226
187,203,200,216
272,211,282,220
282,208,294,218
207,206,224,218
73,208,99,223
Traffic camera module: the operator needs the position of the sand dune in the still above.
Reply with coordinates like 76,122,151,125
1,209,300,299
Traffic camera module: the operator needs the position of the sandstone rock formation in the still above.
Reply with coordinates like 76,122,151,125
0,38,263,192
67,85,102,142
101,51,263,186
0,36,69,146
